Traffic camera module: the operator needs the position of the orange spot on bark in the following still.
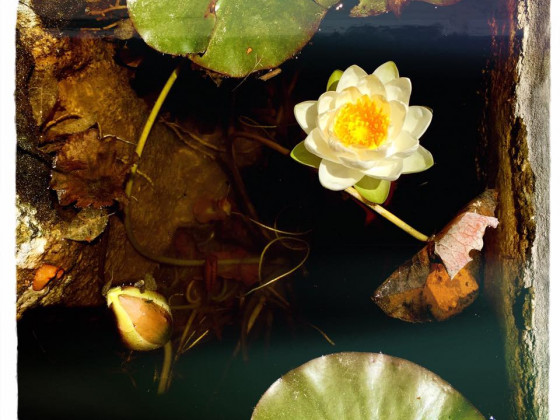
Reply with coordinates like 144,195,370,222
33,264,64,291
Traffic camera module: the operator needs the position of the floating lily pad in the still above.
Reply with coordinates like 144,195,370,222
128,0,334,77
252,352,484,420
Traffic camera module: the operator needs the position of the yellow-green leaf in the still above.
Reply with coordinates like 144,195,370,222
354,176,391,204
290,141,321,168
326,69,344,91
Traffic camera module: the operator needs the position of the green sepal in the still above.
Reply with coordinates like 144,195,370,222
354,176,391,204
326,69,344,91
290,141,321,168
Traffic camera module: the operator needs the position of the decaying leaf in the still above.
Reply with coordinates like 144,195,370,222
435,211,498,279
51,127,135,208
29,68,59,127
373,189,498,322
63,207,110,242
350,0,462,17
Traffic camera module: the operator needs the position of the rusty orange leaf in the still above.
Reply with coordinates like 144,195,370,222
373,189,497,322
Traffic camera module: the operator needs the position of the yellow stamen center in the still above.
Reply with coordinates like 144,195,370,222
333,95,390,149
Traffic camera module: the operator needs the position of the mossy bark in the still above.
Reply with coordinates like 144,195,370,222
15,1,149,317
480,0,549,418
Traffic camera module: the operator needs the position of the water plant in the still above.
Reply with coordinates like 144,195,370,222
252,352,484,419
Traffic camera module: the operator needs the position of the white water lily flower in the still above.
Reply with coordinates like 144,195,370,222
292,62,434,201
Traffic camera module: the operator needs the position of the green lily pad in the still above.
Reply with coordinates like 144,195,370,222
291,141,321,168
127,0,215,55
354,176,391,204
128,0,335,77
252,352,484,420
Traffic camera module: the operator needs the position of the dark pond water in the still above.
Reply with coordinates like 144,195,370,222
18,0,509,418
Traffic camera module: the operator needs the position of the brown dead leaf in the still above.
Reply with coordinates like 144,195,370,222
29,68,58,127
373,189,497,322
51,127,135,208
424,260,479,321
63,207,109,242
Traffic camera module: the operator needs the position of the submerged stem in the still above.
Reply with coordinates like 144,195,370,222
157,341,173,395
125,62,183,197
344,187,429,242
123,62,260,267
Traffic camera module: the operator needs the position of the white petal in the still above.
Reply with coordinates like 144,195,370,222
358,146,390,162
294,101,318,135
318,160,364,191
335,86,362,108
327,136,361,160
387,130,419,157
356,75,387,98
339,155,378,170
373,61,399,84
401,146,434,174
304,128,339,163
336,65,368,93
364,159,403,181
388,100,407,138
317,91,338,114
402,106,433,138
317,110,335,136
385,77,412,105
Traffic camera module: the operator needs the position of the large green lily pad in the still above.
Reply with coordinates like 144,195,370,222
128,0,339,77
252,352,484,419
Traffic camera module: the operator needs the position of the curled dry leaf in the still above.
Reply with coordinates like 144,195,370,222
51,127,135,208
435,212,499,279
374,189,498,322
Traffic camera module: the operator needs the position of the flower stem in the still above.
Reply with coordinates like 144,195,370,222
237,132,430,242
344,187,429,242
157,340,173,395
